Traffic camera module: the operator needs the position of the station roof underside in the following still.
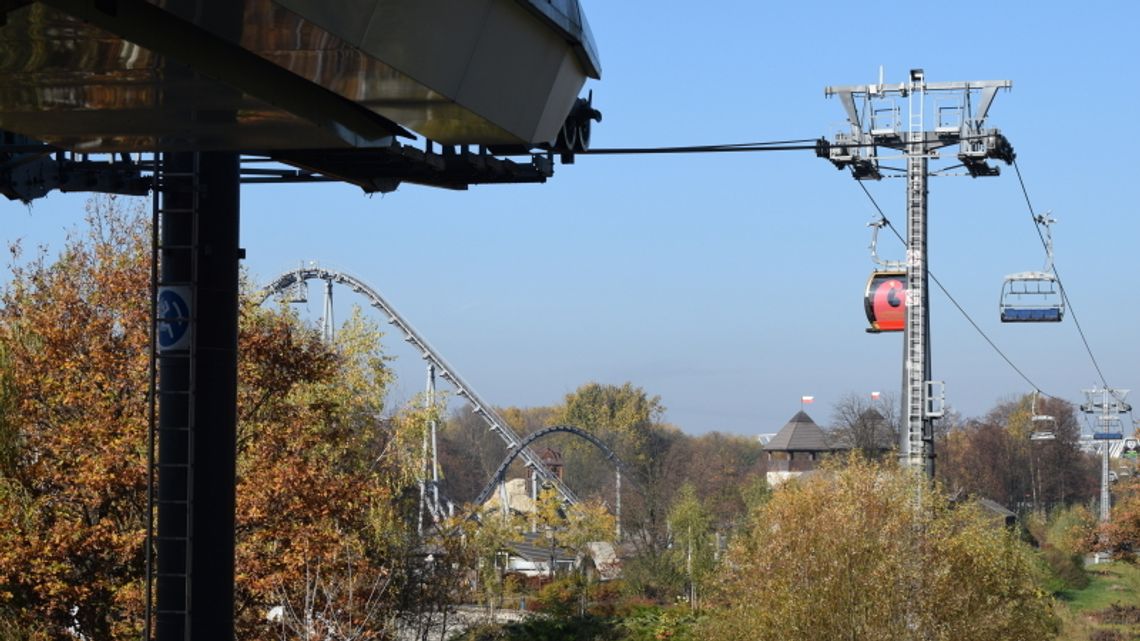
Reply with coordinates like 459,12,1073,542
0,0,600,192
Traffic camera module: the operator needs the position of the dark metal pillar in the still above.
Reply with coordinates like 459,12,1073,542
155,151,240,641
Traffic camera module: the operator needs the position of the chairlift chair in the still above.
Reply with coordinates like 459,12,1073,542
1000,214,1064,323
1000,272,1063,322
1029,390,1056,441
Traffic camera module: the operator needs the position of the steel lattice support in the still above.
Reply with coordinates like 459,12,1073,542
1081,387,1132,523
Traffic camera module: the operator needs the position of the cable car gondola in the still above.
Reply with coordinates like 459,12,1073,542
865,271,906,332
1000,214,1063,323
864,219,906,333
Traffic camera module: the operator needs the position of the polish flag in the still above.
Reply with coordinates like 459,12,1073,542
871,391,881,400
801,396,815,404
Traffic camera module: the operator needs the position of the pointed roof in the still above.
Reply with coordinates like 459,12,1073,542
764,411,830,451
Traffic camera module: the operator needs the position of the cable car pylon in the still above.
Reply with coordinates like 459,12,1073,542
820,69,1015,477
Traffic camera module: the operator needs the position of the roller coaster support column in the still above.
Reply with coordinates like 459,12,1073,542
530,468,539,533
821,69,1013,478
615,467,622,540
154,151,240,641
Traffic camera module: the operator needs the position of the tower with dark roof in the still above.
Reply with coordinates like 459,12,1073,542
763,411,831,485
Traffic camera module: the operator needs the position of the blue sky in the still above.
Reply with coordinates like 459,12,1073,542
4,1,1139,436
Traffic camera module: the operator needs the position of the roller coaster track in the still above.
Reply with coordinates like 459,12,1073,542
473,424,627,506
259,266,580,506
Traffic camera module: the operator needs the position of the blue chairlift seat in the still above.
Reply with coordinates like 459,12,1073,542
1002,307,1062,322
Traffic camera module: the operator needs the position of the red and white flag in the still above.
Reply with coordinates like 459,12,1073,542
871,391,881,400
801,395,815,404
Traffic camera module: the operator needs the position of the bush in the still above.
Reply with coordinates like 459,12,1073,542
1046,504,1097,556
619,605,701,641
1088,629,1126,641
1040,546,1090,593
1092,603,1140,625
529,576,581,618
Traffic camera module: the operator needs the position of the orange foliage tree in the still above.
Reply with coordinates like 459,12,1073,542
1099,477,1140,561
0,197,424,640
0,197,152,640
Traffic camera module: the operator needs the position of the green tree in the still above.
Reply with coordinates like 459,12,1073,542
545,382,664,514
667,483,716,611
702,455,1058,641
466,507,523,619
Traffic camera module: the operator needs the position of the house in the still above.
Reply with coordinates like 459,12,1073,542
502,531,577,577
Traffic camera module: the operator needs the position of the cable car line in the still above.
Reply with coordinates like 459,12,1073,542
1012,159,1112,391
578,133,1000,157
579,140,821,155
855,181,1054,399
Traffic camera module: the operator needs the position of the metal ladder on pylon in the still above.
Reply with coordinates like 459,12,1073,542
904,80,927,468
145,153,199,641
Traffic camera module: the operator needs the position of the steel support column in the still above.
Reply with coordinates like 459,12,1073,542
903,150,933,476
155,151,240,641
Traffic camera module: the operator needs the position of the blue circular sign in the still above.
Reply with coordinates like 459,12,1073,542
157,288,191,350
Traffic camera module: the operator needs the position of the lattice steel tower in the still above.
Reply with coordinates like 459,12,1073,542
1081,387,1131,523
820,69,1015,477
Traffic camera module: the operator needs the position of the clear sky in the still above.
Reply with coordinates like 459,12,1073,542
3,1,1138,437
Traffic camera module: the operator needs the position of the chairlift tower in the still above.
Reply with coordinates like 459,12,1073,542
820,69,1015,478
1081,387,1131,522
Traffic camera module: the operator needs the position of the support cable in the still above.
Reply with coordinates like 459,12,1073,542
856,180,1054,399
579,140,820,155
1012,160,1112,390
578,134,996,157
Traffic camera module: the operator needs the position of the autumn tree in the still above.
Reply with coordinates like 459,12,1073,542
530,487,615,616
937,395,1097,512
557,385,674,548
667,483,716,611
234,301,427,639
436,405,523,504
702,455,1059,641
0,196,151,640
661,432,764,529
1099,477,1140,561
464,507,524,620
0,198,427,640
829,391,899,456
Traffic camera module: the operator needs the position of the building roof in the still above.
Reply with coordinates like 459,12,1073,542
507,532,576,564
764,411,830,451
